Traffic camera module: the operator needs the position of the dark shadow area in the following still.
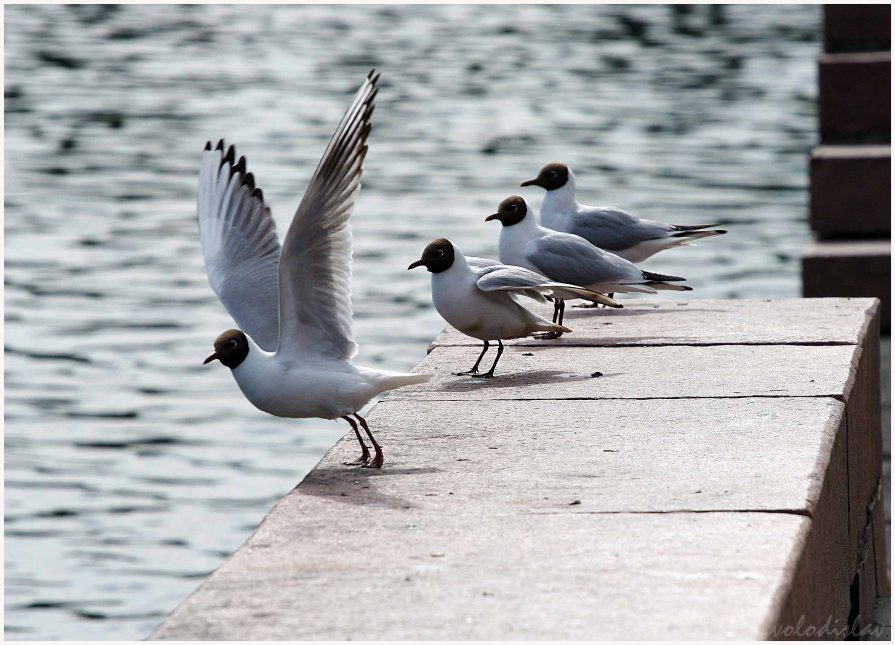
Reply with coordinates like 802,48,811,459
296,465,442,509
436,369,597,391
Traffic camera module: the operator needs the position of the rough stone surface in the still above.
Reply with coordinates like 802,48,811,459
810,145,890,236
398,343,859,402
150,299,885,640
881,336,891,560
152,505,807,640
773,411,851,638
846,310,883,565
320,398,842,515
430,298,879,349
872,597,891,641
874,479,890,599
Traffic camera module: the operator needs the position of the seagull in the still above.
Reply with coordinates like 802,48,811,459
486,195,691,330
198,71,431,469
521,163,727,263
408,238,621,377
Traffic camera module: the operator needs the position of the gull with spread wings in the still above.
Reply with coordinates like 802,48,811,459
198,71,431,469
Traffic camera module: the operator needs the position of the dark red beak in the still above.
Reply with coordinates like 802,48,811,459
520,178,539,187
407,259,425,270
203,352,220,365
485,213,500,222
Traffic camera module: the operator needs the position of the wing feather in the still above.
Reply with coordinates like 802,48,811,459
276,70,379,360
568,206,673,251
475,263,621,307
197,139,282,351
528,233,641,286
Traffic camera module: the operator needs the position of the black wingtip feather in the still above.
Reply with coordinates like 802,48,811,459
208,138,267,206
642,270,687,282
204,141,212,151
672,223,722,231
670,228,727,238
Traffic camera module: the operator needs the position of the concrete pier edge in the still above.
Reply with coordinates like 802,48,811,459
151,298,888,640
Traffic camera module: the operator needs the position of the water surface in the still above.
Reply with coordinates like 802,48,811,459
5,4,819,639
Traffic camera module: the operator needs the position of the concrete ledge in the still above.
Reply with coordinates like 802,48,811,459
429,298,880,349
824,5,891,53
810,145,891,236
802,241,891,331
818,52,891,143
773,406,851,638
151,299,886,640
400,344,859,401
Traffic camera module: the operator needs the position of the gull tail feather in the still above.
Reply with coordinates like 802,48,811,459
375,371,433,393
546,284,622,308
641,268,692,292
522,308,572,335
532,321,572,335
648,282,693,292
642,270,687,282
669,229,727,242
512,289,549,304
671,223,725,232
610,282,658,294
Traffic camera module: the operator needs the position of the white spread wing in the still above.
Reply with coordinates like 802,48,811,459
276,70,379,360
198,140,282,351
474,262,621,307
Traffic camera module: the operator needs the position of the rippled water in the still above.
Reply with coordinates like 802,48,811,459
5,4,820,639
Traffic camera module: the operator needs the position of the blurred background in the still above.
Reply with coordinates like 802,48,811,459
5,4,821,639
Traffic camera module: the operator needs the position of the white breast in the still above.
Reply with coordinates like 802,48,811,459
230,349,373,420
539,186,576,233
497,225,542,276
431,264,537,341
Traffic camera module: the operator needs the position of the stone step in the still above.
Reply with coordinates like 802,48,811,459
150,299,886,640
802,240,891,331
810,145,891,237
396,343,858,401
427,298,877,349
824,5,891,53
819,51,890,143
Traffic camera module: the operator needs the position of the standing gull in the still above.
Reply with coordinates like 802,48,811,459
487,195,691,333
198,71,431,469
521,163,727,263
408,238,620,377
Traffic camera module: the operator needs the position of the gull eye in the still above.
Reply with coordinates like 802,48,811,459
509,204,518,211
228,339,238,348
436,249,445,257
547,170,557,178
